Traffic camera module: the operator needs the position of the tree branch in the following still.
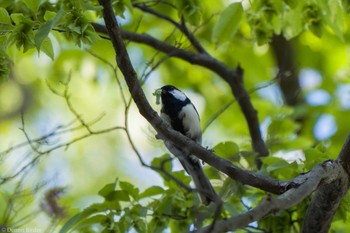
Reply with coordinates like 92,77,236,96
338,133,350,174
92,22,269,165
271,34,302,106
97,0,278,193
195,160,346,233
96,0,349,202
96,7,350,232
132,2,209,54
302,134,350,233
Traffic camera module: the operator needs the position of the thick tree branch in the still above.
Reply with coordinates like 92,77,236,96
271,34,302,106
195,160,344,233
96,0,348,200
93,3,350,232
338,133,350,174
97,0,278,193
302,134,350,233
92,22,269,164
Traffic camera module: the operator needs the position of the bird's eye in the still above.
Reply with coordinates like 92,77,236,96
153,89,162,105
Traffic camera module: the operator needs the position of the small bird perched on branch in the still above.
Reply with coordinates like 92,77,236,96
154,85,217,205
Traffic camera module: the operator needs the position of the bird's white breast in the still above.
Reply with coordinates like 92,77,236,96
179,104,202,144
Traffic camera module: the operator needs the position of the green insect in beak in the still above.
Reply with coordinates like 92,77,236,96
153,88,162,105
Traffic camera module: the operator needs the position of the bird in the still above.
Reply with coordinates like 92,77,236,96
154,85,217,205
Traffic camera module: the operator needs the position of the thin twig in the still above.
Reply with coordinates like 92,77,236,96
87,49,128,106
133,3,208,54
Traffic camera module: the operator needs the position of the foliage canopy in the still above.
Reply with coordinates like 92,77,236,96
1,0,350,232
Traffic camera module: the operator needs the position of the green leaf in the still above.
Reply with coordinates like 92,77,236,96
134,218,146,233
220,177,244,201
212,141,240,161
59,213,82,233
11,13,24,25
303,2,323,37
23,0,41,13
303,148,329,170
112,190,130,202
151,153,173,177
130,204,147,217
176,0,202,26
44,11,57,21
171,170,191,186
59,207,98,233
98,182,116,199
0,8,11,24
112,0,132,18
268,116,299,140
327,0,345,40
212,2,243,44
335,192,350,221
0,23,14,33
148,217,166,233
21,31,35,52
35,10,64,50
262,156,300,180
40,37,54,60
262,156,289,173
118,213,133,233
119,181,139,199
139,186,164,199
283,0,299,8
74,215,109,231
282,3,303,39
0,50,10,82
81,1,103,11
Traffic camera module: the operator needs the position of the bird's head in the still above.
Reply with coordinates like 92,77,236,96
153,85,187,105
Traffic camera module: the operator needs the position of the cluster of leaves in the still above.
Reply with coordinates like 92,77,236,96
211,0,346,45
59,150,260,233
58,130,347,233
0,0,100,60
1,0,350,232
0,48,10,81
1,0,347,62
60,154,201,233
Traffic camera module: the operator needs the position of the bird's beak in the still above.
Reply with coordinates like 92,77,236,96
153,88,162,105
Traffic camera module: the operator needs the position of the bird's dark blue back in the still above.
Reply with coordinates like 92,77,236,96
160,85,191,135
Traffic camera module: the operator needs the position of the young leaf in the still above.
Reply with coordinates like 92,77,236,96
59,207,98,233
111,190,130,202
11,13,24,25
176,0,202,26
0,8,11,24
119,181,139,199
212,141,240,161
23,0,41,13
34,10,64,50
139,186,164,199
59,213,82,233
327,0,345,41
151,153,173,178
98,182,116,199
40,37,54,60
44,11,57,21
134,218,146,233
130,204,147,217
212,2,243,44
263,156,289,173
73,215,109,232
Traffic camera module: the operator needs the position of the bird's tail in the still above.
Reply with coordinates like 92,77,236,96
163,141,218,205
181,157,218,205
